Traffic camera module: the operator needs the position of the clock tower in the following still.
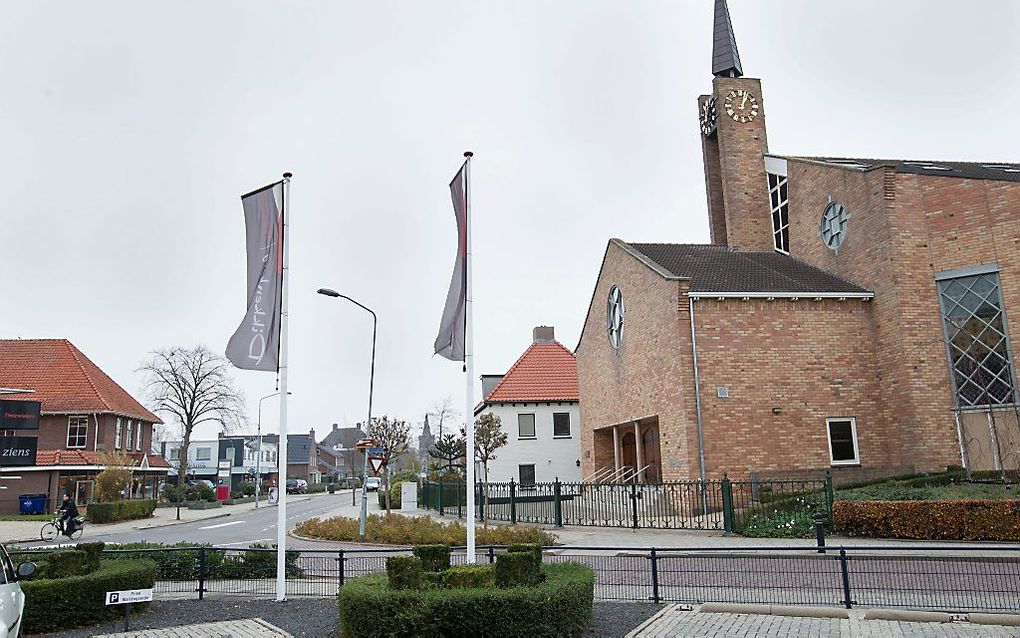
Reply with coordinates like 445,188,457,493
699,0,773,251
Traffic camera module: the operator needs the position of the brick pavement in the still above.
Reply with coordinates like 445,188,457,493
95,618,291,637
630,606,1020,637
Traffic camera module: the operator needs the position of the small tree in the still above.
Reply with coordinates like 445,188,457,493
428,433,465,477
363,416,411,514
139,346,247,487
461,412,508,522
95,452,134,502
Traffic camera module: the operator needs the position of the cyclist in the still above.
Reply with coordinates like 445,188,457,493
57,492,79,537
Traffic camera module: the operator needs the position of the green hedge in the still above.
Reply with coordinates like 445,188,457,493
412,545,450,572
109,542,304,579
21,559,157,634
86,499,157,523
338,563,594,638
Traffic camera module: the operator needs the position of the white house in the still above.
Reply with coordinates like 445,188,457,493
475,326,582,484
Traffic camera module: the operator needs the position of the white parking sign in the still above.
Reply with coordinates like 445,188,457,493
106,589,153,605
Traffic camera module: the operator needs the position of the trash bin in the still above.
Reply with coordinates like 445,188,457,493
216,485,230,501
19,493,47,515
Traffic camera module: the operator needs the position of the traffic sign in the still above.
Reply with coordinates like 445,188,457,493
368,447,384,455
106,588,153,605
369,457,385,475
355,438,375,449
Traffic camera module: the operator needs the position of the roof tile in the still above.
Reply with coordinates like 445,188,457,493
0,339,160,423
485,341,578,404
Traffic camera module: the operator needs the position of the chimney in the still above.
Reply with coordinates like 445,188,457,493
533,326,555,342
333,423,339,431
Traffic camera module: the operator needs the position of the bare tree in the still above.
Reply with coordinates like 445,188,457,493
363,415,411,514
139,346,247,487
461,412,508,523
429,397,459,439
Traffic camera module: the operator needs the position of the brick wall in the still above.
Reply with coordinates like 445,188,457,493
786,160,1020,472
576,241,699,482
705,76,773,252
691,297,888,479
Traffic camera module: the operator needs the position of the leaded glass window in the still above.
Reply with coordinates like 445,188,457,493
937,268,1016,406
767,172,789,253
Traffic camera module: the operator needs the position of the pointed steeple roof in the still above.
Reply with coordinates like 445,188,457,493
711,0,743,78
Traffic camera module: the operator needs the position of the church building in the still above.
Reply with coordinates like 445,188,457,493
576,0,1020,485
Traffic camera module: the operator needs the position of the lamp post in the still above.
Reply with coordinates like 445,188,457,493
317,287,376,538
256,391,290,509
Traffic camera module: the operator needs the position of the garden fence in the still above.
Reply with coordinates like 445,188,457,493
420,475,834,532
10,544,1020,613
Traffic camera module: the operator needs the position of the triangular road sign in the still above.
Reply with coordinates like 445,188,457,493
369,457,385,475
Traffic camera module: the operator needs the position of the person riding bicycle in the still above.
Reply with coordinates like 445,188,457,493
57,492,79,537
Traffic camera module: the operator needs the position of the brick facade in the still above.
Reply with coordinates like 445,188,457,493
577,37,1020,480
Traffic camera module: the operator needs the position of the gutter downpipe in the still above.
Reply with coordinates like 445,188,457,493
688,296,709,514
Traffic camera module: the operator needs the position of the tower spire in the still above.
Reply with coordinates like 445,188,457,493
711,0,743,78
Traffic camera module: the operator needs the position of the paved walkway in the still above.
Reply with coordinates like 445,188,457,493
96,618,291,637
629,606,1020,637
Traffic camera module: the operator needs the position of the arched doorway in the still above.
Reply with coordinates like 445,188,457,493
642,426,662,483
621,431,636,477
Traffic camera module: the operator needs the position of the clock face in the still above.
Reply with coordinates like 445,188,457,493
700,96,718,136
724,89,759,123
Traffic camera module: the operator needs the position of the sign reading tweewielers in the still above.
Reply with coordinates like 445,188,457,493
0,399,41,430
226,181,284,372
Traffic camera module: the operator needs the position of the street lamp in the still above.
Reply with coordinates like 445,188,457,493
256,391,291,509
317,287,376,538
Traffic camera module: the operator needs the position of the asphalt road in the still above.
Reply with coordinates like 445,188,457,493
20,491,380,549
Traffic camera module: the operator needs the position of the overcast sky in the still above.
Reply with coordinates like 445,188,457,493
2,1,1018,443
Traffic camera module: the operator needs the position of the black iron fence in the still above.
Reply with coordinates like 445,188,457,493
9,544,1020,613
421,475,834,532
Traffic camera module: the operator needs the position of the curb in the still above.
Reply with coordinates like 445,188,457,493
133,512,231,531
699,603,850,619
968,613,1020,627
863,609,952,623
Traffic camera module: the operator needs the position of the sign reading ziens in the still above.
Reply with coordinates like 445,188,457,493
0,437,37,467
105,589,153,605
0,399,40,430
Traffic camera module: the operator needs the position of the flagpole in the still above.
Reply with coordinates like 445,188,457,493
463,151,476,564
276,171,292,602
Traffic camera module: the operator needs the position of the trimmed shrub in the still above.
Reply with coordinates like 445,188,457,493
77,541,105,572
109,542,303,579
21,559,157,634
442,564,495,589
295,514,556,546
240,481,257,496
162,486,184,503
338,563,594,638
328,483,337,494
85,499,157,524
39,550,88,578
386,556,423,590
412,545,451,572
507,543,543,562
834,500,1020,541
495,551,543,587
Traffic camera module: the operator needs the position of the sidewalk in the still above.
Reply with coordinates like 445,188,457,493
97,618,291,637
629,605,1020,637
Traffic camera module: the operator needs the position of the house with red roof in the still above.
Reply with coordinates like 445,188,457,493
475,327,581,485
0,339,169,513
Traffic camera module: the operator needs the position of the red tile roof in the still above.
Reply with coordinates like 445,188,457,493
34,449,170,469
0,339,160,423
484,341,579,403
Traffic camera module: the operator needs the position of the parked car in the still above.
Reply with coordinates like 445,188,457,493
0,543,37,637
286,478,308,494
186,479,215,490
364,477,381,492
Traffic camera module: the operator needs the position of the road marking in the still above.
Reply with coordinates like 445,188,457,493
216,538,273,547
198,520,246,530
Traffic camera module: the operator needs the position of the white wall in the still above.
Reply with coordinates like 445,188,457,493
480,402,582,484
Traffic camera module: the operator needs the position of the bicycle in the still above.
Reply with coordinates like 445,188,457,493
40,515,86,542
